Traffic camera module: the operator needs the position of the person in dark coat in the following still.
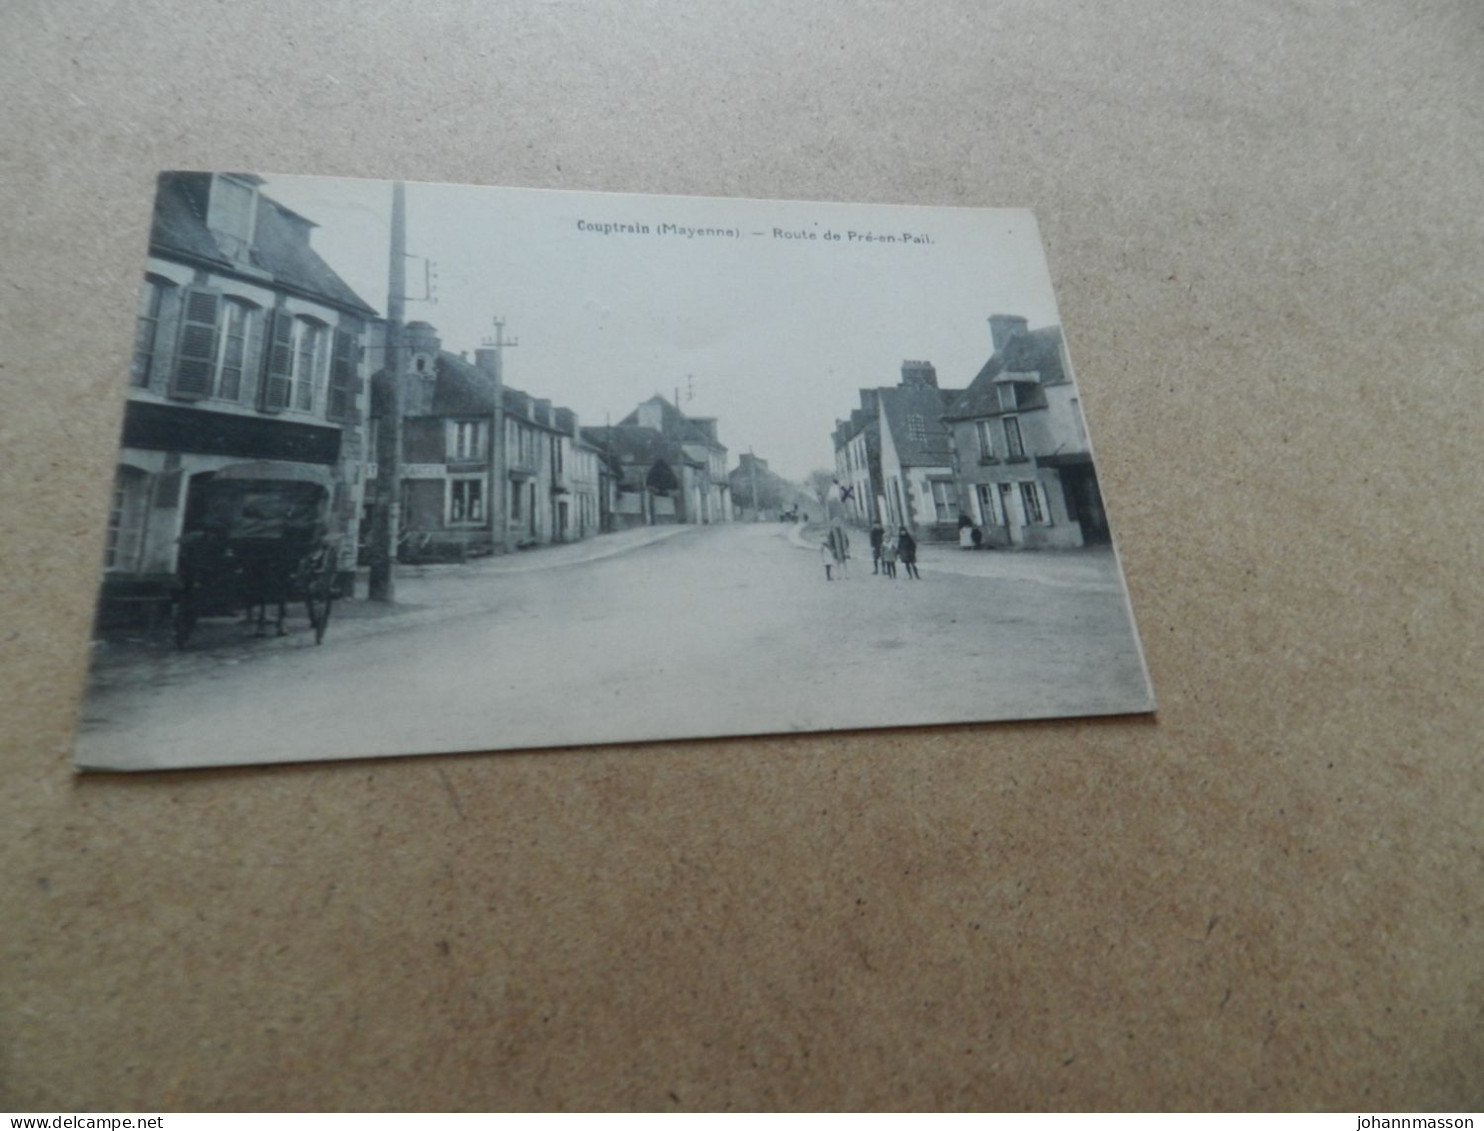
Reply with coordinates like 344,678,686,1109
897,527,920,580
869,521,885,573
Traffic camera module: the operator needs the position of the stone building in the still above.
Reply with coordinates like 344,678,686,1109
578,424,700,528
584,394,731,526
619,396,731,524
104,171,376,611
831,391,883,526
941,315,1109,548
369,320,601,557
874,361,964,541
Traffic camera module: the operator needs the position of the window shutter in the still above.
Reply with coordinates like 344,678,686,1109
170,288,222,399
328,327,355,421
261,309,294,411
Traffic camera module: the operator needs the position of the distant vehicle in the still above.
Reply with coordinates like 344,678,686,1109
779,506,799,522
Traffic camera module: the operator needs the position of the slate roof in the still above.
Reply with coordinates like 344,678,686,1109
619,395,723,449
943,326,1067,421
581,425,701,469
150,172,378,318
429,352,493,416
877,384,961,465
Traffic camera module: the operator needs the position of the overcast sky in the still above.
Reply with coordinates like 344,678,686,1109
260,174,1064,483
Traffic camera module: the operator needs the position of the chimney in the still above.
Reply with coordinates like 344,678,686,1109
989,314,1029,353
534,398,552,428
404,320,442,357
900,360,938,389
637,399,664,432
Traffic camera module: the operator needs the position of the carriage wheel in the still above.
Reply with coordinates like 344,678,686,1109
173,593,196,650
306,587,333,645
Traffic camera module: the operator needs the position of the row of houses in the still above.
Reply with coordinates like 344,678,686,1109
102,173,731,614
830,315,1110,549
374,331,734,560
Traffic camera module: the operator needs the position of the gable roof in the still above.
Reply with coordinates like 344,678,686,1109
429,352,493,416
619,395,723,449
150,172,378,318
581,424,701,469
878,384,961,465
943,326,1067,421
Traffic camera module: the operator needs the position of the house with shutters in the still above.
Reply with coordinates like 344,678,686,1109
368,320,603,557
104,172,376,602
941,315,1109,549
872,361,964,541
501,388,602,547
831,391,884,527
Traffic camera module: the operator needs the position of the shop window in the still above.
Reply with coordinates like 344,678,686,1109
450,479,484,524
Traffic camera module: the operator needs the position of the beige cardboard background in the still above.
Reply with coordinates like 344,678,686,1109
2,0,1481,1111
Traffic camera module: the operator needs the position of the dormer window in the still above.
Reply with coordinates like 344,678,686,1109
207,175,259,260
997,384,1018,412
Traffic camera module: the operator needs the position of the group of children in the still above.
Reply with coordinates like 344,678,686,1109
820,522,920,581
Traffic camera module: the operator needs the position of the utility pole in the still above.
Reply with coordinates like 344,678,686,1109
748,446,761,521
369,181,406,602
484,317,518,553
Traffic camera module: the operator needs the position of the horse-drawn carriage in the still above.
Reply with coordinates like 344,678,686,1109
171,462,340,650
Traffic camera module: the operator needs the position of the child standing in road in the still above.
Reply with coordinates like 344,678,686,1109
880,536,898,579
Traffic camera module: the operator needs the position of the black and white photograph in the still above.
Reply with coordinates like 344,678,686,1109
76,173,1154,771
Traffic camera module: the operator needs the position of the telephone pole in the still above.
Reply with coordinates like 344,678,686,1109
368,181,407,602
484,317,518,553
748,446,761,521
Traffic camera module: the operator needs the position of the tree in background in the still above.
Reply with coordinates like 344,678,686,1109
732,470,784,512
807,468,837,521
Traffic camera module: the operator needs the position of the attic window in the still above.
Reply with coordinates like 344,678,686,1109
997,384,1018,411
907,414,927,444
207,175,258,259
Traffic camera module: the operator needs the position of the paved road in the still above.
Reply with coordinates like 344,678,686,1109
75,523,1153,770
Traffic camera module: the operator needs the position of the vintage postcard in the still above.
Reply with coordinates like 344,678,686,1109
75,173,1154,771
